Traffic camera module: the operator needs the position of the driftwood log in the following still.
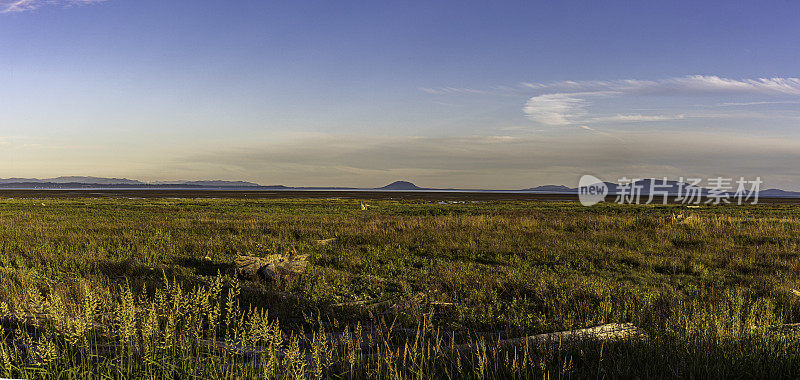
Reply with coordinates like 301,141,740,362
235,253,309,282
445,323,648,353
315,238,337,246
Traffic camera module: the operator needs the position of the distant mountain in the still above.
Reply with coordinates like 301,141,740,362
184,180,259,187
0,176,798,197
0,177,260,188
760,189,800,197
50,176,145,185
522,185,575,193
583,179,709,196
377,181,422,190
153,180,261,187
0,176,143,185
0,178,42,184
520,179,739,196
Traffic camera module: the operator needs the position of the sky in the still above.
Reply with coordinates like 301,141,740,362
1,0,800,189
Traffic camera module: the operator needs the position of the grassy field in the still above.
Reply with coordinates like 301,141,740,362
2,197,800,378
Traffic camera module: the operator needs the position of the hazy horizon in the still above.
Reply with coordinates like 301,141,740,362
2,1,800,190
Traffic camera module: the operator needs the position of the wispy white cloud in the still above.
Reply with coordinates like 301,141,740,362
586,114,685,123
523,93,589,126
715,100,800,107
420,75,800,127
0,0,106,14
520,75,800,96
580,125,626,142
418,87,491,95
519,75,800,126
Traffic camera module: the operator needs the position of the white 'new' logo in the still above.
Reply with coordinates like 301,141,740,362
578,175,608,206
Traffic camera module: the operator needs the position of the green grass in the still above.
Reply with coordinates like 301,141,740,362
2,197,800,378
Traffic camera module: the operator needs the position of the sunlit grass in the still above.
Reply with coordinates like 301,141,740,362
1,198,800,378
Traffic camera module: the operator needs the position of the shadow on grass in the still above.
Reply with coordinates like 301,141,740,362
172,256,233,276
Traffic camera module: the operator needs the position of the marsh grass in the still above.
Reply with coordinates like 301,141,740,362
1,198,800,378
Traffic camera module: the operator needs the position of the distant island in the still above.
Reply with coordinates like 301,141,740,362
377,181,424,190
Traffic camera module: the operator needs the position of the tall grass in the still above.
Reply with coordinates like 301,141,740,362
1,198,800,377
2,270,799,378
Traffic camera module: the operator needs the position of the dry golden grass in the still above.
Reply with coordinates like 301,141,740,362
1,198,800,378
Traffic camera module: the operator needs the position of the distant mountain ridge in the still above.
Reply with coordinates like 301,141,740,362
522,179,800,197
760,189,800,197
377,181,424,190
1,177,799,197
151,180,261,187
522,185,573,192
0,177,260,188
0,176,145,185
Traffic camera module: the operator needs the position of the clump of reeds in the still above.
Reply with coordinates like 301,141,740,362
1,271,799,379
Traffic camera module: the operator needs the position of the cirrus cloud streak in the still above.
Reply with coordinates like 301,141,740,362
521,75,800,126
1,0,106,13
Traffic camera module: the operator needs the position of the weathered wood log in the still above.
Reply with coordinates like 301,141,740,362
234,255,269,281
445,323,648,353
235,254,309,282
315,238,337,246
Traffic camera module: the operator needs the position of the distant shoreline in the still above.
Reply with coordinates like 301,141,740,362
1,189,799,203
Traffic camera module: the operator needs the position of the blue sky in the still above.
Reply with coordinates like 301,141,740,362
1,0,800,188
